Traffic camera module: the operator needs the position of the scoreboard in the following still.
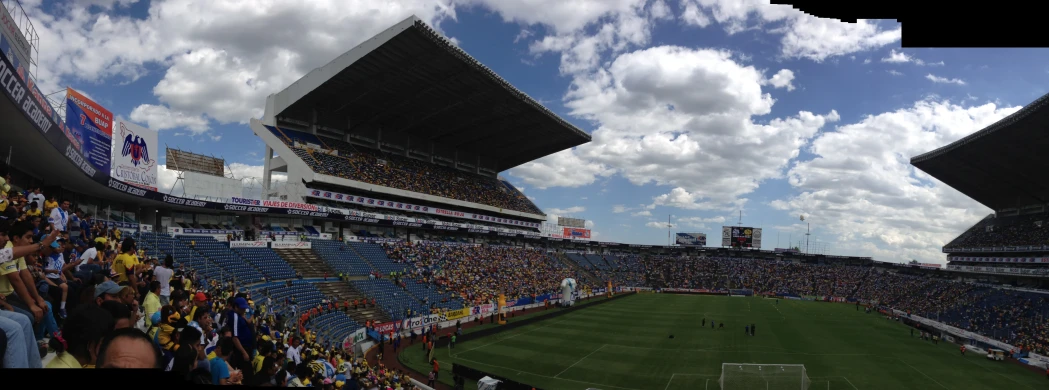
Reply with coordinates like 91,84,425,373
722,226,762,248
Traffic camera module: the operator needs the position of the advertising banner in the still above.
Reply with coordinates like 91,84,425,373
442,308,470,321
305,188,541,228
372,321,397,334
401,314,441,330
0,0,31,71
112,119,158,191
271,241,311,249
562,227,591,239
64,88,113,176
229,241,268,248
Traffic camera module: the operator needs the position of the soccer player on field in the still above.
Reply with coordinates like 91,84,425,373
960,345,966,355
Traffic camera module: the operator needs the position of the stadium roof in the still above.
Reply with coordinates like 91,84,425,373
263,16,590,172
911,92,1049,211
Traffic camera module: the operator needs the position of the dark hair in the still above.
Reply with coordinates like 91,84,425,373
95,241,105,252
171,342,199,378
217,336,235,357
50,305,114,361
97,327,163,369
274,369,288,386
120,237,135,253
179,326,202,349
8,221,32,239
100,300,132,322
149,280,161,293
165,254,173,268
295,362,313,380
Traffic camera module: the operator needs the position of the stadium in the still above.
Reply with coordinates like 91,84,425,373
0,5,1046,390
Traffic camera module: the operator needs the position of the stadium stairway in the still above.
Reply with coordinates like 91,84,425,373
274,248,332,278
556,252,602,286
311,281,391,324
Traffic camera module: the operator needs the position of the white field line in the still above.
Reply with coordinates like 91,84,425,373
664,373,720,390
811,376,859,390
898,358,949,389
451,317,568,357
554,344,605,378
454,356,642,390
604,343,873,357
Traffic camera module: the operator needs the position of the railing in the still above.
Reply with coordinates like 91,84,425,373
0,0,39,76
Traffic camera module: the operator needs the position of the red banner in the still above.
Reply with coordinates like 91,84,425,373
373,321,397,334
563,227,591,239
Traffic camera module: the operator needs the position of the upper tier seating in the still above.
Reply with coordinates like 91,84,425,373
267,126,543,215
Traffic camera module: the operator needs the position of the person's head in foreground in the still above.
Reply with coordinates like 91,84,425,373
47,305,115,368
96,328,162,369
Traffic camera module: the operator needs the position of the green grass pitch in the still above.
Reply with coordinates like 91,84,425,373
400,293,1047,390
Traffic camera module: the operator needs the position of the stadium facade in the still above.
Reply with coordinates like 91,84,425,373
913,92,1049,281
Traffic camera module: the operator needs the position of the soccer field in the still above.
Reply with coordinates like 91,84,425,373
401,293,1046,390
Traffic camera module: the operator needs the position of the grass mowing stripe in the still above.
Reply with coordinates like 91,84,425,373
405,294,1045,390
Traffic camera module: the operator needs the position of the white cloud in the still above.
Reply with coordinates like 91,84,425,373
863,58,871,64
881,49,912,63
24,0,460,133
547,206,586,215
773,100,1022,262
129,104,210,133
887,70,903,76
612,204,629,213
766,69,795,91
512,46,839,211
925,74,966,85
631,210,652,217
879,49,943,66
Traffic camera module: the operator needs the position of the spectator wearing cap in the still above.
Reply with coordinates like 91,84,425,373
225,296,255,377
41,238,70,318
188,291,208,322
94,280,125,305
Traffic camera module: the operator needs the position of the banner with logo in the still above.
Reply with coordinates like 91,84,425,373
112,119,158,191
271,241,311,249
441,308,470,321
229,241,268,248
64,88,113,177
400,314,441,331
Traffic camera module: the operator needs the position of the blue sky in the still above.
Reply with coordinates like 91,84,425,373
18,0,1046,263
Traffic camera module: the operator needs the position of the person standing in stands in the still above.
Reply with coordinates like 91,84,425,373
155,255,174,306
112,238,140,287
225,297,256,380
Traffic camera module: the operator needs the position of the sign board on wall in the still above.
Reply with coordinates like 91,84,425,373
229,241,268,248
65,88,113,177
562,227,591,239
112,119,158,191
271,241,312,249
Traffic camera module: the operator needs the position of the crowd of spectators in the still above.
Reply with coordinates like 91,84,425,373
946,213,1049,249
275,128,543,215
382,242,587,305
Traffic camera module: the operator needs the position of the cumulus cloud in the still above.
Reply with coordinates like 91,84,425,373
547,206,587,215
512,46,839,211
925,74,966,85
880,49,943,66
766,69,795,91
24,0,460,133
129,104,210,133
771,100,1022,262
